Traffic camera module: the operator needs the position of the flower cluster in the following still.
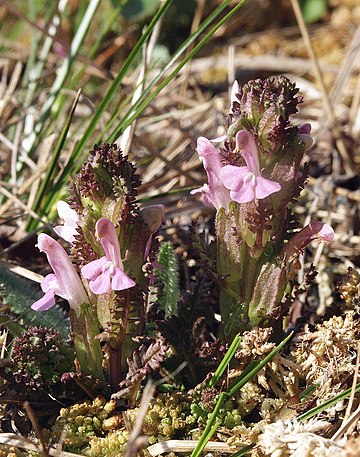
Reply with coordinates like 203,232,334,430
32,210,137,313
31,144,164,386
192,76,334,335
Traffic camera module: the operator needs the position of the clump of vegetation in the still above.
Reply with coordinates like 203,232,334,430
11,326,74,388
0,0,359,456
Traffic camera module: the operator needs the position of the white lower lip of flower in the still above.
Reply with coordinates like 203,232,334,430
48,279,60,292
244,173,255,185
103,261,115,274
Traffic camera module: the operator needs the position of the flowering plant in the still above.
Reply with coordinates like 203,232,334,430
31,144,164,392
193,76,334,338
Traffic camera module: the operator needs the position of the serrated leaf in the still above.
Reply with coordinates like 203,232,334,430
155,242,180,317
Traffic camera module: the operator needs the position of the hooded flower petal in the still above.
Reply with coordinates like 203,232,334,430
141,205,165,259
31,234,88,317
81,218,136,294
285,221,334,261
220,131,281,204
54,201,79,244
191,137,231,211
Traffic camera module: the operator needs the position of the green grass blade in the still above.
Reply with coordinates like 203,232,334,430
26,90,82,231
299,383,320,401
298,382,360,422
21,0,101,158
42,0,173,214
191,331,293,457
108,0,247,141
231,444,256,457
227,331,293,398
208,334,242,388
64,0,173,167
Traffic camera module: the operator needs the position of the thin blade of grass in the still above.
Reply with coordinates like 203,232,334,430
191,331,293,457
26,90,82,231
297,382,360,422
208,334,242,388
41,0,173,216
227,331,293,398
108,0,247,141
21,0,101,158
64,0,173,169
230,443,256,457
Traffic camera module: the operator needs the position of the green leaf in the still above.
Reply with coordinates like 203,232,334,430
0,267,70,337
155,242,180,317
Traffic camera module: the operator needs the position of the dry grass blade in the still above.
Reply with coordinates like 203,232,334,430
147,439,238,456
23,401,49,457
332,343,360,440
124,381,155,457
0,433,79,456
289,0,353,175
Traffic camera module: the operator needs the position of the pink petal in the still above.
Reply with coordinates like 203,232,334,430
96,219,122,268
53,225,78,244
196,137,231,211
141,205,165,259
31,289,56,312
210,134,227,143
254,177,281,199
54,201,79,243
191,184,214,208
37,234,88,314
111,267,136,290
235,131,260,175
230,184,256,204
40,273,58,293
298,123,311,135
220,165,249,192
81,257,108,280
285,221,334,260
297,124,313,151
89,269,112,294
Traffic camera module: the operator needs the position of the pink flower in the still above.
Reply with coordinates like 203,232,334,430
191,137,231,211
31,234,88,317
141,205,165,259
285,221,334,261
81,218,136,294
220,130,281,203
54,201,79,244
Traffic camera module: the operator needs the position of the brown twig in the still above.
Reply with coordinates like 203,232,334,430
23,401,50,457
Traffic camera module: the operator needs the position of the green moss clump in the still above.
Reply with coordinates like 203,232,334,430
50,397,119,452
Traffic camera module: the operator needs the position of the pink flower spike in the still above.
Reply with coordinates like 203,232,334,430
191,137,231,211
54,201,79,244
220,131,281,204
81,218,136,294
31,234,88,317
285,221,335,261
298,123,313,151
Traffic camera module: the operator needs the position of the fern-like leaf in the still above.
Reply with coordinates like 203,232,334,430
155,242,180,317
